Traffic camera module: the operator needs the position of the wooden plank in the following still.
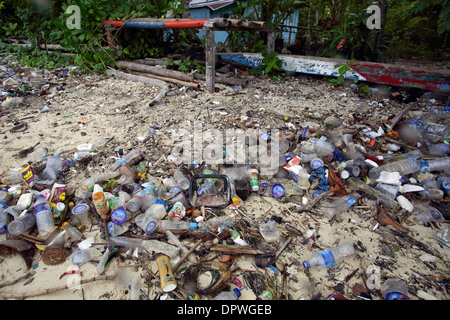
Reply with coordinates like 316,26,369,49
205,28,216,93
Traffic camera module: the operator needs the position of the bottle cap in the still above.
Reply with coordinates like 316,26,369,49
310,158,324,170
232,288,241,298
232,197,240,204
271,183,285,198
302,261,310,269
189,222,198,229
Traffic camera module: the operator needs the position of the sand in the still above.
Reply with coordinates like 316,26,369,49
0,57,449,301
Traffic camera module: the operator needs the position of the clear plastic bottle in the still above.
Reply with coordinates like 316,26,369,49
107,221,129,236
173,171,190,191
78,171,120,199
7,213,36,236
125,190,145,213
381,278,410,300
130,275,141,300
61,222,83,242
346,178,399,210
41,153,62,183
307,138,335,159
302,242,355,269
158,220,197,233
429,143,450,156
322,193,360,221
26,147,48,163
213,288,241,300
2,170,23,185
368,159,423,181
427,157,450,172
409,119,450,137
111,149,141,171
72,248,96,265
108,236,180,258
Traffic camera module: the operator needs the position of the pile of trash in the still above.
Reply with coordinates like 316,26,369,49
0,56,449,301
0,99,449,300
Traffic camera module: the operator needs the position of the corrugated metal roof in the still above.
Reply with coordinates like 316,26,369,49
188,0,235,11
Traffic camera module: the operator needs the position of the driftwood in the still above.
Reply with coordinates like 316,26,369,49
0,275,116,300
130,71,200,89
194,73,249,87
116,60,193,82
0,271,35,289
106,68,169,106
210,244,266,255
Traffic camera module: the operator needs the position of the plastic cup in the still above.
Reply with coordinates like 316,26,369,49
72,203,91,226
8,213,36,236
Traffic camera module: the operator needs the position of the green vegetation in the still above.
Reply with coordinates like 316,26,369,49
0,0,447,74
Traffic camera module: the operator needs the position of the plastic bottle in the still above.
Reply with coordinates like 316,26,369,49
0,208,8,234
33,194,55,237
125,190,145,213
302,242,355,269
409,119,450,137
173,171,190,191
61,222,83,242
307,138,335,159
2,170,22,185
346,178,399,210
428,106,450,121
111,149,141,171
368,159,423,181
429,143,450,156
322,193,360,221
77,171,120,198
0,190,12,204
158,220,197,233
136,161,147,179
92,184,109,220
97,248,110,274
41,153,62,182
213,288,241,300
130,275,141,300
249,168,259,191
109,236,180,258
230,182,240,205
381,278,410,300
72,248,96,265
412,204,444,225
7,213,36,236
427,157,450,172
110,221,130,236
26,147,48,163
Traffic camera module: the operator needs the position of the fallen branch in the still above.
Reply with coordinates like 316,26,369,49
130,71,200,89
210,244,266,255
116,60,193,82
0,271,35,289
106,68,169,106
0,275,116,300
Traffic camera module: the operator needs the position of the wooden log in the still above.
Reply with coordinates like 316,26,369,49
116,60,193,82
130,71,200,88
106,68,169,106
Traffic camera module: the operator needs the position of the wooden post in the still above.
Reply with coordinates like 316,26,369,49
205,27,216,93
267,31,275,54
